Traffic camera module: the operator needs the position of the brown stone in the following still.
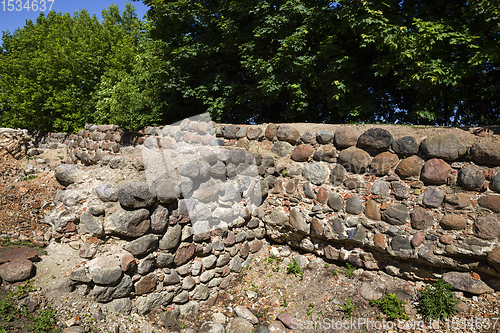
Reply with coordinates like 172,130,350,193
174,243,196,266
277,125,300,144
334,127,358,148
444,193,471,210
135,273,157,295
265,124,278,141
470,142,500,166
478,195,500,213
324,245,339,260
119,252,136,272
343,177,365,190
474,216,500,240
291,144,313,162
316,187,329,203
0,259,34,282
395,155,424,180
364,199,381,220
411,232,425,247
440,214,467,230
285,180,297,194
421,158,451,185
370,152,399,176
249,239,263,253
240,241,250,259
310,218,323,238
373,234,386,248
487,247,500,273
0,247,38,265
277,312,294,329
410,208,435,230
440,234,453,245
247,127,263,140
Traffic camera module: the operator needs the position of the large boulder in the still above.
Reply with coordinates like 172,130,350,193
470,142,500,166
334,127,358,148
382,204,409,225
302,163,329,185
104,205,150,238
420,158,451,185
395,155,424,180
55,165,81,187
457,168,485,191
474,216,500,240
420,134,466,161
117,181,156,208
442,272,494,295
478,195,500,213
338,147,372,173
357,128,393,153
276,125,300,144
370,152,399,176
392,136,419,157
422,187,444,208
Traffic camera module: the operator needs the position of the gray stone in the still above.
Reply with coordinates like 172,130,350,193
94,182,118,202
116,181,156,208
230,255,242,273
69,268,91,283
327,193,343,211
79,211,104,237
107,298,132,314
156,253,174,268
276,124,300,144
411,208,434,230
330,164,346,186
88,256,122,285
137,254,156,275
442,272,494,295
92,275,133,302
124,234,158,257
470,142,500,166
174,243,196,266
200,269,215,283
420,134,466,161
457,168,485,191
150,205,169,233
359,282,383,300
392,136,419,157
371,180,391,197
191,284,210,300
159,306,180,327
199,321,225,333
316,130,334,144
302,162,329,185
271,141,294,157
345,196,363,215
179,161,200,179
422,187,444,208
55,165,80,187
474,216,500,240
155,177,180,203
226,317,253,333
159,224,182,250
173,290,190,304
382,204,409,225
301,131,316,144
235,305,259,324
334,127,358,148
491,172,500,193
179,301,199,316
217,253,231,267
104,205,150,238
163,270,180,285
136,291,173,314
391,235,411,251
303,182,315,199
391,181,411,199
288,208,310,234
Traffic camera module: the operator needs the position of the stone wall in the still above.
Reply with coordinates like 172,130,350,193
41,120,500,320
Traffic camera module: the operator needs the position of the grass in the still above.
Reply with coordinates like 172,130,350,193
306,303,315,316
370,293,408,320
418,279,460,321
21,174,37,181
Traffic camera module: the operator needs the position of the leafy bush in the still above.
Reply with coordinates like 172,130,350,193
286,258,303,279
418,279,460,320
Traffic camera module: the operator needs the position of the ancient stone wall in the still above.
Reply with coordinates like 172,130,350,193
40,120,500,318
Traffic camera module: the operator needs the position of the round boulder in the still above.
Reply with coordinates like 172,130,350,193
392,136,419,157
117,181,156,208
334,127,358,148
420,134,466,161
357,128,393,153
421,158,451,185
470,142,500,166
338,147,372,173
457,168,485,191
474,216,500,240
370,151,399,176
395,155,424,180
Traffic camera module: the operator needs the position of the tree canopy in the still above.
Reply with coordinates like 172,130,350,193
1,1,499,132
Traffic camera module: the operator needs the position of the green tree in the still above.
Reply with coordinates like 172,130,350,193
0,2,145,132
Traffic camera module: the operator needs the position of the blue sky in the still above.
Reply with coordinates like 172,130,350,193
0,0,149,34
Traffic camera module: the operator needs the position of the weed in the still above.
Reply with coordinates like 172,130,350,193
342,263,356,279
57,156,64,160
332,269,339,277
418,279,459,321
178,323,185,329
29,306,58,333
281,296,289,307
286,259,303,279
370,293,408,320
281,168,288,176
26,156,33,161
244,141,251,150
21,174,37,181
306,303,315,316
256,312,264,318
338,298,355,319
324,263,330,268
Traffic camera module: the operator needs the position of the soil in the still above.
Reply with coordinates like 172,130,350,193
0,127,499,332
